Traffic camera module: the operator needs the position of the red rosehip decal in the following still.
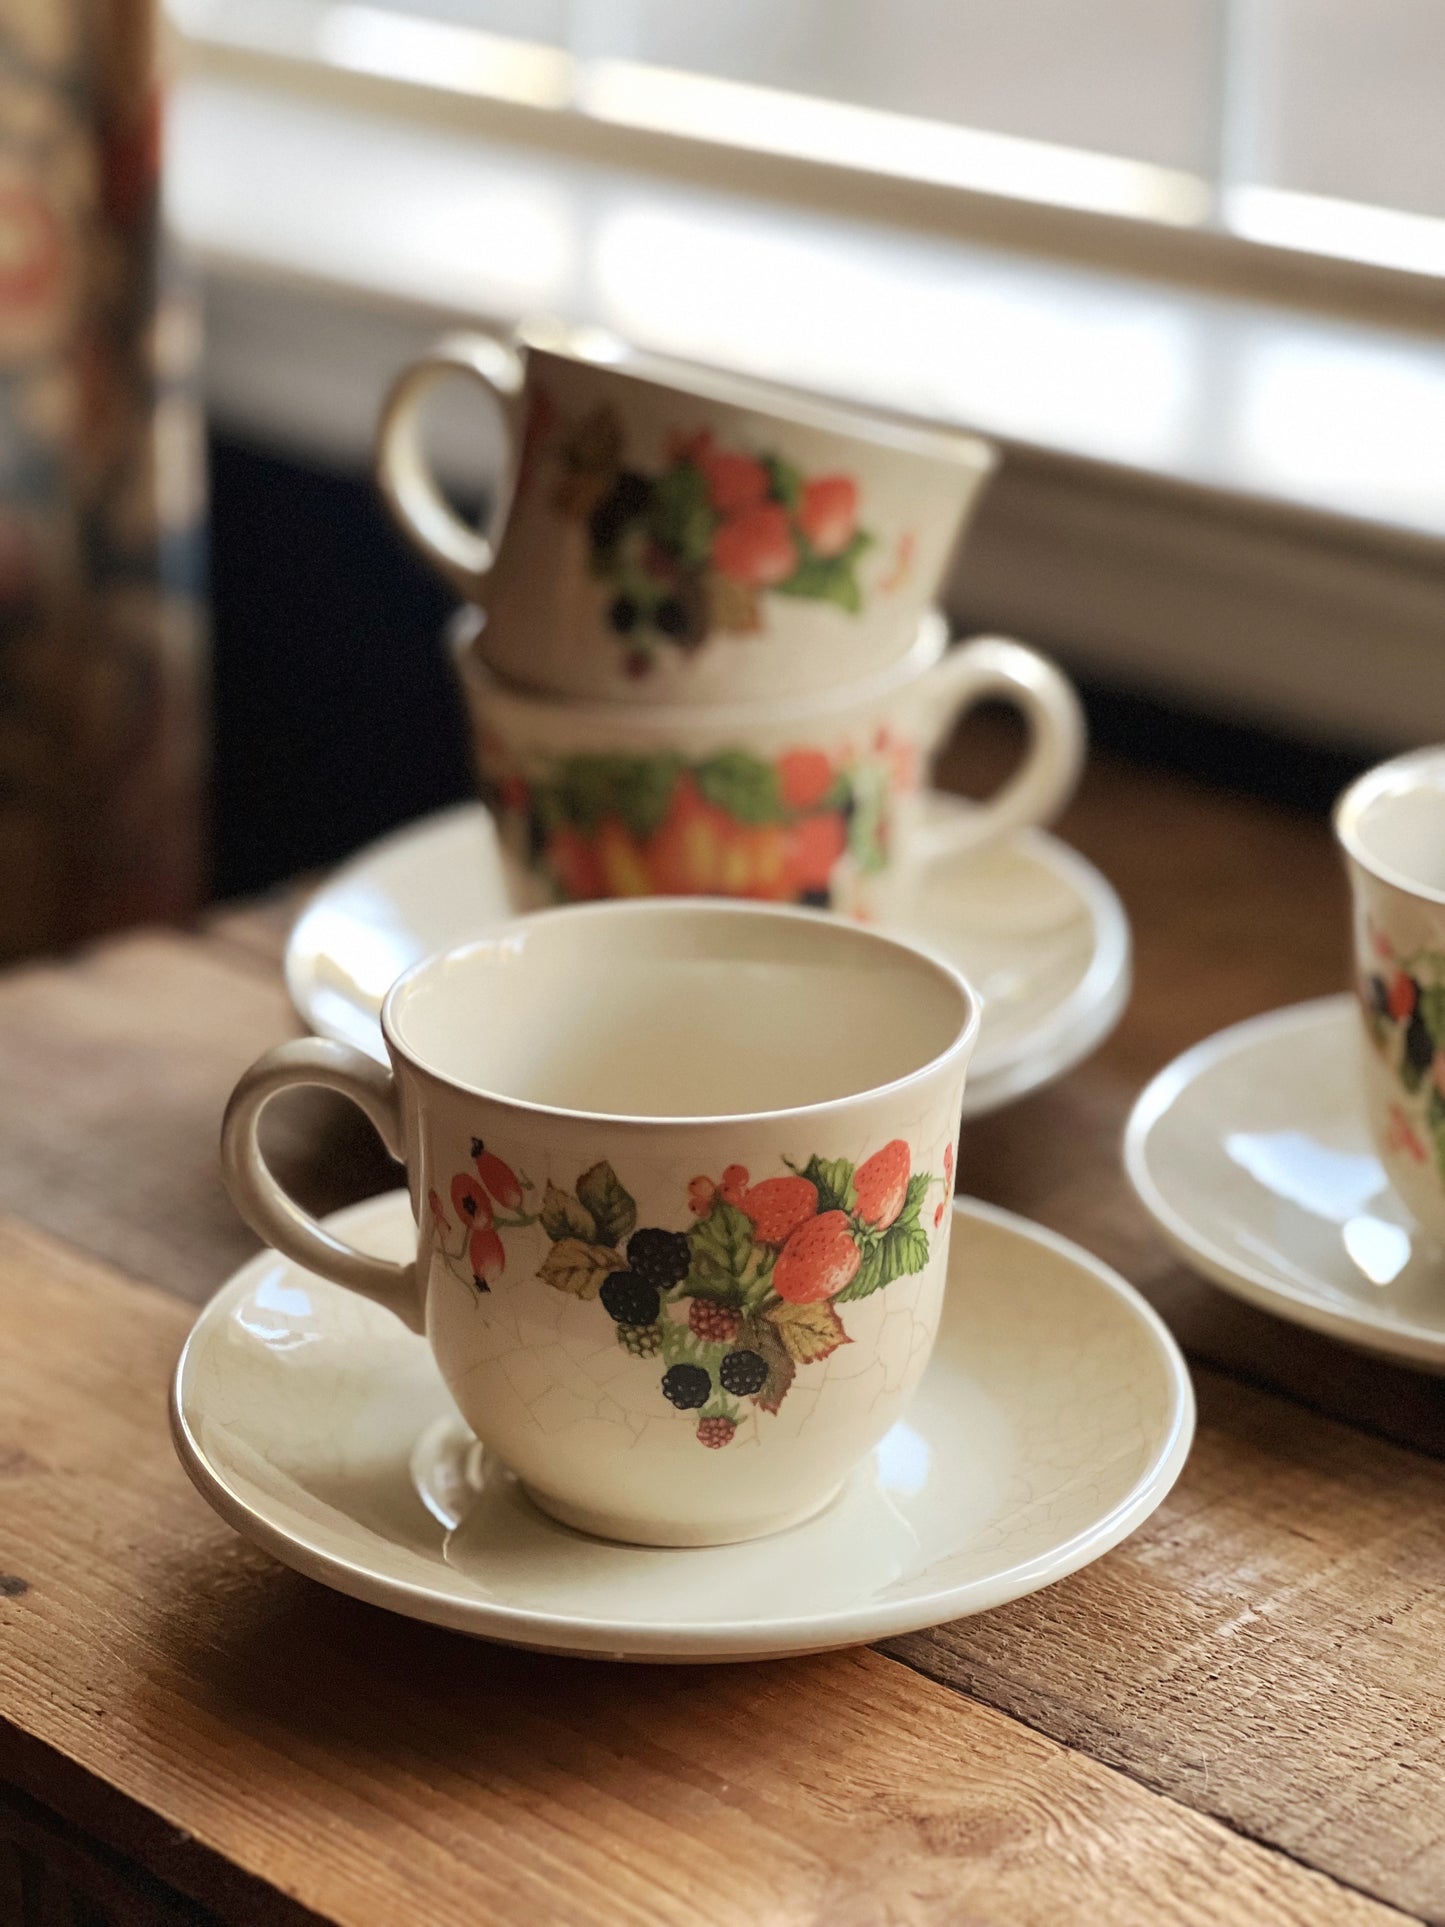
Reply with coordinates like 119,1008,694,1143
468,1223,505,1289
472,1138,522,1209
450,1173,492,1226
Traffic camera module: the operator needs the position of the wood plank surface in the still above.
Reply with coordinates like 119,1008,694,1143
0,1217,1409,1927
0,929,395,1301
889,1364,1445,1920
8,747,1445,1920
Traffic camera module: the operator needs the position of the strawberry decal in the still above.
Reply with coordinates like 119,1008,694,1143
1359,923,1445,1181
429,1136,944,1445
773,1211,861,1303
853,1139,911,1231
546,405,886,675
738,1174,818,1245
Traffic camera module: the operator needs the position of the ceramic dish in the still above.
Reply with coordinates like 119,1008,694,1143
285,798,1131,1120
376,323,996,704
1125,995,1445,1373
172,1192,1193,1661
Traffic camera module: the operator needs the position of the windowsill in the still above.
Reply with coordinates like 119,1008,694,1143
172,71,1445,749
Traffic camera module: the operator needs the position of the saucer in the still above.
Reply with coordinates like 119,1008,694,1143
285,796,1131,1119
172,1192,1192,1662
1126,995,1445,1373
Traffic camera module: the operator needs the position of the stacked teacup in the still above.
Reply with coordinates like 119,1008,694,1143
376,324,1085,920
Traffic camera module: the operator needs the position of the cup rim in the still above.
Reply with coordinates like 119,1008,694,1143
453,606,950,731
379,898,980,1127
516,320,1000,476
1335,746,1445,906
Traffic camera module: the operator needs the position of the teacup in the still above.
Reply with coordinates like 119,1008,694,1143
375,323,997,705
1338,748,1445,1242
222,900,979,1547
454,609,1084,918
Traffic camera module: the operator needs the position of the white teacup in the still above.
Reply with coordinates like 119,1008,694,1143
1338,748,1445,1243
456,610,1085,919
222,901,979,1547
376,324,997,705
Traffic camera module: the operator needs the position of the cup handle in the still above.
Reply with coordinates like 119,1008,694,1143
220,1038,424,1333
907,635,1086,866
374,331,526,602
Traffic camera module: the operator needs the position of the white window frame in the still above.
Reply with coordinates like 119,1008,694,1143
168,0,1445,748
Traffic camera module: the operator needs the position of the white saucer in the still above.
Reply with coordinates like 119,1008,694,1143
285,797,1131,1119
172,1192,1191,1662
1126,995,1445,1373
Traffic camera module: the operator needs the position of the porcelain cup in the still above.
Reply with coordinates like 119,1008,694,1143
222,900,979,1547
1337,747,1445,1242
375,323,997,704
455,609,1085,918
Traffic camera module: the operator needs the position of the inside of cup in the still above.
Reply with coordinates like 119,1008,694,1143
1347,756,1445,897
386,903,971,1118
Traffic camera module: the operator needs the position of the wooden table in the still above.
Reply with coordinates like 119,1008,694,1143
4,742,1444,1926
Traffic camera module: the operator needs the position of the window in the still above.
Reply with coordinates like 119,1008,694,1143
176,0,1445,277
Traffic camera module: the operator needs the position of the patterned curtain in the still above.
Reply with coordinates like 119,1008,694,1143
0,0,205,959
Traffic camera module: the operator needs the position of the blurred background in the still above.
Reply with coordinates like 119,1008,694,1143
3,0,1443,947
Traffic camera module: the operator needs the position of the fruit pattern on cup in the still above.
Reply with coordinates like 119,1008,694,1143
427,1139,536,1290
549,401,893,675
482,739,912,909
431,1138,943,1448
1359,920,1445,1176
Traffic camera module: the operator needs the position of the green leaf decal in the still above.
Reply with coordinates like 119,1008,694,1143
799,1155,855,1216
898,1171,931,1229
763,453,802,507
547,755,683,840
1423,984,1445,1048
845,770,889,876
683,1198,774,1306
539,1239,622,1299
576,1161,637,1248
695,750,784,826
774,531,873,611
836,1221,930,1304
649,461,713,565
741,1313,796,1415
540,1182,596,1244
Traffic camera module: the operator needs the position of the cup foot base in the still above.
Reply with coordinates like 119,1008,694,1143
518,1478,847,1548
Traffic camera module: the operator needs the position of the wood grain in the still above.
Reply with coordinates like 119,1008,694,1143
889,1365,1445,1919
0,930,395,1301
0,1217,1408,1927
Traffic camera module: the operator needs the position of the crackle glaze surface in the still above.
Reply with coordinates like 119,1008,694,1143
171,1193,1193,1661
1126,996,1445,1372
284,799,1130,1116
